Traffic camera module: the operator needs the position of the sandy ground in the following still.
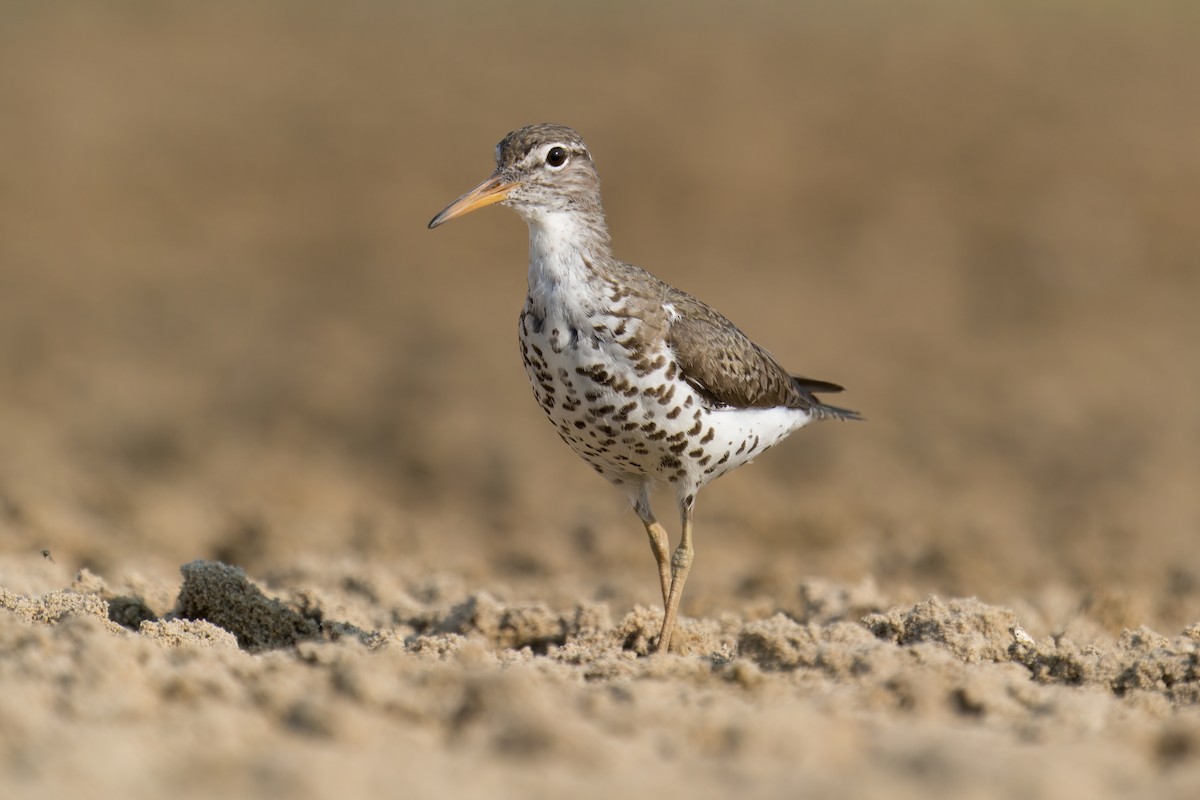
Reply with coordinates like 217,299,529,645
2,2,1199,798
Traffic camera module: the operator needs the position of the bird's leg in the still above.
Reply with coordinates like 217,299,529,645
632,488,672,605
655,497,695,655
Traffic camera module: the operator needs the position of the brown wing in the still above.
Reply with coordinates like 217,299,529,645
663,288,825,411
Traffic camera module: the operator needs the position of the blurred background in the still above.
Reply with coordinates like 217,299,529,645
1,0,1197,631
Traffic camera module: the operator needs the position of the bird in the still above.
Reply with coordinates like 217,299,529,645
428,123,860,654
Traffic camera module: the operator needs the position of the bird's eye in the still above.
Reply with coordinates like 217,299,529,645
545,146,568,168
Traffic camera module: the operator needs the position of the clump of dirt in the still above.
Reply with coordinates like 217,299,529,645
175,560,322,651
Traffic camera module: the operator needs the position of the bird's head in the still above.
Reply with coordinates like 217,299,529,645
428,123,604,229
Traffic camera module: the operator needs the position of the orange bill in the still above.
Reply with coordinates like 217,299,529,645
427,175,519,229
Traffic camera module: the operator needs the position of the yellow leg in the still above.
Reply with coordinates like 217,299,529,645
631,487,671,605
642,519,672,606
655,503,694,654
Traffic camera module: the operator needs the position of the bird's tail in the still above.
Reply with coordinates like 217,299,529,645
791,375,864,422
812,403,864,422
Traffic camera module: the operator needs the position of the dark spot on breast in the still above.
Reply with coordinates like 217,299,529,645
666,407,682,420
701,428,715,444
612,403,635,422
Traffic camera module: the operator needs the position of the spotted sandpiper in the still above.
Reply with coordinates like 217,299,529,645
429,124,860,654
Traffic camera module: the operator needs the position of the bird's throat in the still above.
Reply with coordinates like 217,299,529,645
525,209,611,319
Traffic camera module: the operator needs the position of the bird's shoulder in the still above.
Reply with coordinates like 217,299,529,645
603,261,813,410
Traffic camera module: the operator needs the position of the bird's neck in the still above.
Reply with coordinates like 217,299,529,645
524,208,613,318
